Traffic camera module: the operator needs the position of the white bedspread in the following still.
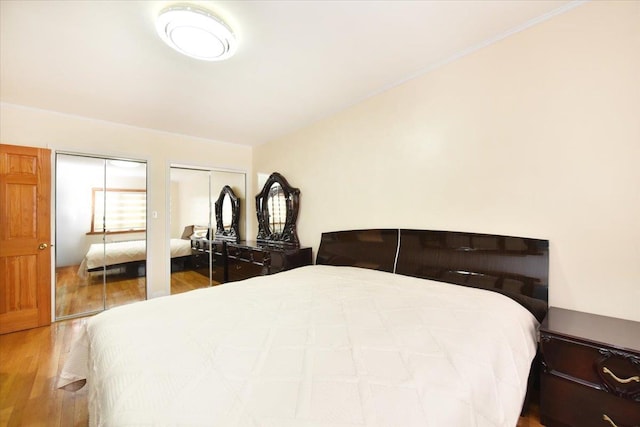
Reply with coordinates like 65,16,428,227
78,238,192,276
60,265,539,427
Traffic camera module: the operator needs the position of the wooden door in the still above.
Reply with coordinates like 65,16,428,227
0,144,51,334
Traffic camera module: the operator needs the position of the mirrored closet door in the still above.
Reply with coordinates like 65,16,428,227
169,166,245,293
55,153,147,319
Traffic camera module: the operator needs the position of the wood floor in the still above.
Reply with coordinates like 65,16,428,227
0,318,89,427
55,266,212,318
1,313,544,427
170,269,215,295
518,393,544,427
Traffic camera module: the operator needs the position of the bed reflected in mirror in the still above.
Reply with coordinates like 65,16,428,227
55,154,147,320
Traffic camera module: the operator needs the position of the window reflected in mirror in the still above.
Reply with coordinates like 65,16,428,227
91,188,146,233
267,183,286,234
256,172,300,246
222,194,232,231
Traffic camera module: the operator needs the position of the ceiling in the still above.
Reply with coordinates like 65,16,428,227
0,0,579,146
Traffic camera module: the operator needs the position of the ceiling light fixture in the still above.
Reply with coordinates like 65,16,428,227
156,5,237,61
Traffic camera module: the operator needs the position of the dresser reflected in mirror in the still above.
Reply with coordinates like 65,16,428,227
214,185,240,242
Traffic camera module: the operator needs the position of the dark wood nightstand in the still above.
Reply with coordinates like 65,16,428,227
539,307,640,427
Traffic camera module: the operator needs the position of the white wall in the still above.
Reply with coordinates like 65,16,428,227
0,102,252,299
170,168,212,237
253,1,640,321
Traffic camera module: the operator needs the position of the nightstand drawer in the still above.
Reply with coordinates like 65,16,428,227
541,335,640,399
541,334,603,385
541,373,640,427
539,308,640,427
598,350,640,399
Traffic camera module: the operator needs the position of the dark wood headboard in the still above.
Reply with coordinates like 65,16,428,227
316,228,549,321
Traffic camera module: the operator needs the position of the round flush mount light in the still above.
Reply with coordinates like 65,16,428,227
156,5,237,61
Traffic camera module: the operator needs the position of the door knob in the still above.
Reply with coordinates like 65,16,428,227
38,243,48,250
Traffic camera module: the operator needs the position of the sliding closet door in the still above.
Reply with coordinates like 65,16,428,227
169,166,247,293
103,159,147,309
55,154,104,317
169,167,213,293
55,154,147,319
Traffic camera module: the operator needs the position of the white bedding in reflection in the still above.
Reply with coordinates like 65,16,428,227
60,265,539,427
77,238,191,277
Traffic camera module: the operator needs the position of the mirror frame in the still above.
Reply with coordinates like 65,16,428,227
214,185,240,241
256,172,300,246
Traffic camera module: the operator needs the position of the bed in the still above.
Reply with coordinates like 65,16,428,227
60,228,549,426
77,238,193,278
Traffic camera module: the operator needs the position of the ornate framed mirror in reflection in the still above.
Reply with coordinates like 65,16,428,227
214,185,240,241
256,172,300,246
